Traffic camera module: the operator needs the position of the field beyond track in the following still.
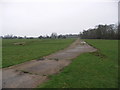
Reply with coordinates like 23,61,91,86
39,39,118,88
2,39,75,68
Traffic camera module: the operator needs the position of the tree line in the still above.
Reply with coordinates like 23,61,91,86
1,33,79,39
1,24,118,40
80,24,118,39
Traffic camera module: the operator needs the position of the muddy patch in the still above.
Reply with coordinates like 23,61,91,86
13,42,26,45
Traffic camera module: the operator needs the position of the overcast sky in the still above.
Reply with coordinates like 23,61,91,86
0,0,118,37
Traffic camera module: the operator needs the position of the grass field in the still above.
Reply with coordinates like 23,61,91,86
2,39,75,68
39,39,118,88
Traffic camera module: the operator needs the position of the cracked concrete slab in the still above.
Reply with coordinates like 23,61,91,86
2,39,97,88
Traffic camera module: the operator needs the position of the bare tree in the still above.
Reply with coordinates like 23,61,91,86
51,32,57,39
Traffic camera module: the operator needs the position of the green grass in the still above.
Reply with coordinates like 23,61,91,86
38,39,118,88
2,39,75,68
